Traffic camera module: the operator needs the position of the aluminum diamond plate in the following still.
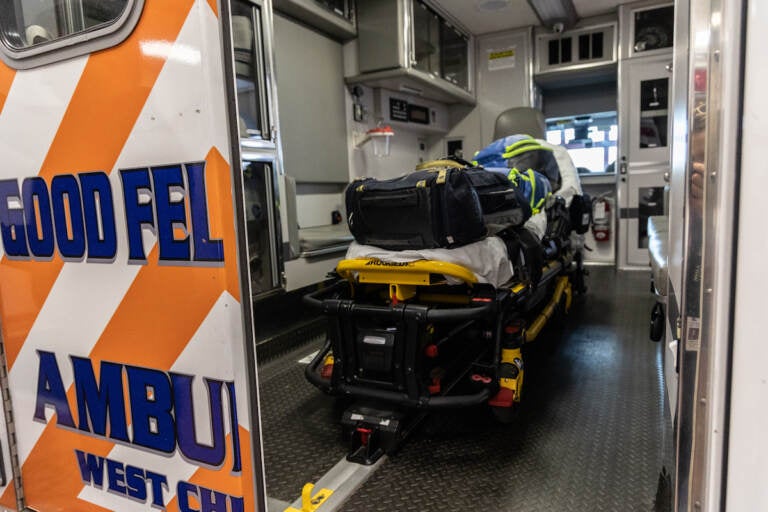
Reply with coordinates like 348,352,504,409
341,268,671,511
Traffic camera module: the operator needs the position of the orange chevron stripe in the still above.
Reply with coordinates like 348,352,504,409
207,0,219,17
0,485,16,510
0,0,196,372
0,65,15,114
14,147,241,511
165,428,256,512
0,0,200,509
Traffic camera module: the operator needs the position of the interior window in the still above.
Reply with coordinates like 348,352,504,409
0,0,128,50
546,112,619,174
231,0,268,140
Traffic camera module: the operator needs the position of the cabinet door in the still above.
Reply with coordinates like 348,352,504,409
273,14,349,183
623,55,673,165
231,0,272,140
242,160,284,296
618,54,673,267
623,168,668,266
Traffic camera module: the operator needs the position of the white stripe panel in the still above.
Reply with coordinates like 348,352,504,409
77,291,247,510
119,1,231,167
0,57,88,181
0,56,88,260
9,171,142,464
10,0,236,467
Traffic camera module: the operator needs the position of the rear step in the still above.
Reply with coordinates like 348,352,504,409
341,406,426,465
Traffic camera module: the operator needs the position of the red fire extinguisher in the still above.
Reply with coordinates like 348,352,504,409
592,196,611,242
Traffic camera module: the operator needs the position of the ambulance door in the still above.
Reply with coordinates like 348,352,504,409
0,385,14,508
0,1,268,510
227,0,285,299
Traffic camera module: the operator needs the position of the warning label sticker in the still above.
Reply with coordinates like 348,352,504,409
488,46,516,71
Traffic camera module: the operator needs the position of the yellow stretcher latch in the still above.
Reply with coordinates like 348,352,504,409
525,276,572,343
499,347,524,402
284,483,333,512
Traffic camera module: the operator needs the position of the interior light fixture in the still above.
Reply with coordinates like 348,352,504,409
527,0,578,31
475,0,511,13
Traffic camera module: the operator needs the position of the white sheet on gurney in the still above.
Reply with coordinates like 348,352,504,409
346,237,514,287
536,140,583,206
524,210,547,240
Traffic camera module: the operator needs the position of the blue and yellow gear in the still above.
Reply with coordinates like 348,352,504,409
507,168,552,214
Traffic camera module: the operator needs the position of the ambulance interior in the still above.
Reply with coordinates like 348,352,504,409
228,0,727,510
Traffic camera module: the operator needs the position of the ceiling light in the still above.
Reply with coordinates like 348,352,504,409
475,0,511,12
527,0,578,30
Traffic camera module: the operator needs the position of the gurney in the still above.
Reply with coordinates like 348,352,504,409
303,142,589,464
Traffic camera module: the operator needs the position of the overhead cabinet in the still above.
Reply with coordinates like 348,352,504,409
272,0,356,41
349,0,475,105
535,23,617,75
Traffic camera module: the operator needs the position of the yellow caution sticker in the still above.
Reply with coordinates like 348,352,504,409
488,46,516,70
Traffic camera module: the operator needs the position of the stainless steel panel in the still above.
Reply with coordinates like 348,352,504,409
674,0,745,510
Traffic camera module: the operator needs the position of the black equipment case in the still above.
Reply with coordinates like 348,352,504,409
346,168,487,250
464,169,532,227
346,167,531,251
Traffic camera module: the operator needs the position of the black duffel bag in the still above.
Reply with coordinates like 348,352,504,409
498,227,544,286
346,168,486,250
464,168,532,228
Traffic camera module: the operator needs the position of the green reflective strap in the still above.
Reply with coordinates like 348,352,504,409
528,169,536,206
501,143,554,160
503,136,535,153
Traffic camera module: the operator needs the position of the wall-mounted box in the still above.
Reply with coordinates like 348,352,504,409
535,22,617,75
372,88,449,135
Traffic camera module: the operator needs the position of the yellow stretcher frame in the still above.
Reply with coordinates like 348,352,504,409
335,256,569,325
336,258,480,302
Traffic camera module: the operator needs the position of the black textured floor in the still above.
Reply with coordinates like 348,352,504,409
258,268,672,511
258,338,348,502
342,267,670,512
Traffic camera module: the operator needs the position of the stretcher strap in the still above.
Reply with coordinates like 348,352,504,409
508,168,550,214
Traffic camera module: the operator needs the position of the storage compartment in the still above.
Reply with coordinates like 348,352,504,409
272,0,356,40
536,23,616,74
349,0,475,105
633,5,674,54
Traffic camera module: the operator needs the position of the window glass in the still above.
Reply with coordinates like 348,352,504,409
440,22,468,89
314,0,351,20
413,1,440,76
243,161,278,294
633,5,674,53
232,0,268,139
546,130,562,146
546,112,619,173
1,0,129,50
569,147,605,172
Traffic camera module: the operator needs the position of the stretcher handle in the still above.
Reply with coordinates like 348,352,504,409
305,338,333,394
302,280,349,310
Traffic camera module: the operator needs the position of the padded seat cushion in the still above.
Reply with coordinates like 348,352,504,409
647,216,668,296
